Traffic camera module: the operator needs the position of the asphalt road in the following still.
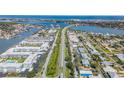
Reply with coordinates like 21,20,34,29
41,31,59,78
42,25,73,78
59,25,73,78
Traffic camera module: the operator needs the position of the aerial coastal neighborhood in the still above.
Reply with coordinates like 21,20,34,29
68,31,124,78
1,0,124,92
0,25,57,77
0,16,124,78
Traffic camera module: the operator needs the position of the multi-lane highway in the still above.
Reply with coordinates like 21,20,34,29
42,25,73,78
59,25,73,78
41,31,59,78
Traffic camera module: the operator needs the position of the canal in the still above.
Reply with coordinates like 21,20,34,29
1,22,123,54
0,28,39,54
71,25,124,35
0,21,67,54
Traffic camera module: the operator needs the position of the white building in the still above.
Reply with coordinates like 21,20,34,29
80,70,93,78
0,29,54,74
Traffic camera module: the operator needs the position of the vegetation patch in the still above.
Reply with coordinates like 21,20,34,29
46,31,61,77
64,30,74,78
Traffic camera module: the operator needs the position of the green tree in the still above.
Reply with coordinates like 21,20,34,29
27,70,35,78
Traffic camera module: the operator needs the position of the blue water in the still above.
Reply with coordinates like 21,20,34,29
0,15,124,20
0,28,39,54
72,26,124,35
0,21,68,54
0,15,124,54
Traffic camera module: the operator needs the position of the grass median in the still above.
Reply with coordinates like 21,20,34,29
46,30,61,77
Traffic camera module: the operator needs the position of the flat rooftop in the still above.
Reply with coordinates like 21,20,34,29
80,70,93,77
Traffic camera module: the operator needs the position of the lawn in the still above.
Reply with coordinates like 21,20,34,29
65,68,70,78
112,49,122,53
46,31,61,77
6,57,26,63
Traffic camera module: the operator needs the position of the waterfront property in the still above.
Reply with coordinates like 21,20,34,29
0,29,56,75
0,16,124,78
67,29,124,78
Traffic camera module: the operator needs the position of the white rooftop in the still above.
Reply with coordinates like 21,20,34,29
103,66,117,72
80,70,92,74
116,54,124,61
